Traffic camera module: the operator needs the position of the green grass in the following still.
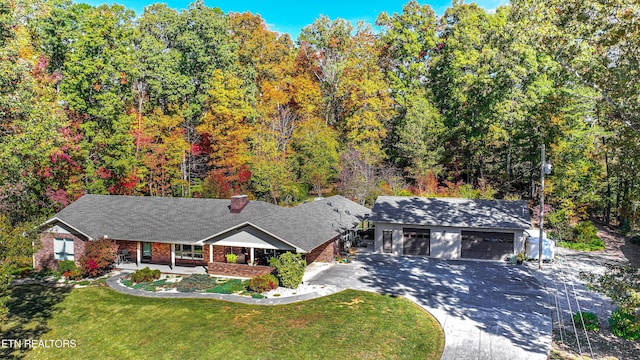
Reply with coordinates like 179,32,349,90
557,239,605,251
2,285,444,360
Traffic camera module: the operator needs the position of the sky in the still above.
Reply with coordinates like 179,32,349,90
80,0,510,39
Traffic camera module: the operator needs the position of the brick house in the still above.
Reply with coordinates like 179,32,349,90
35,194,370,275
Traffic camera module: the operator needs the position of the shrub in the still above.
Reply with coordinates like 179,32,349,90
609,308,640,340
58,260,77,274
63,269,83,281
627,234,640,245
574,221,599,243
572,311,599,332
248,274,279,293
79,238,118,277
556,221,605,251
226,253,237,263
582,264,640,340
269,252,305,289
176,274,217,292
130,267,161,283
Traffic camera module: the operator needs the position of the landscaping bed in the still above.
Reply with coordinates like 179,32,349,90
117,271,337,299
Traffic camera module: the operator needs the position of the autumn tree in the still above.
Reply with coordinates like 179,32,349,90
196,69,254,198
292,118,340,196
0,0,69,222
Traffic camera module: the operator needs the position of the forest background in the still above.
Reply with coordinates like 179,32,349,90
0,0,638,236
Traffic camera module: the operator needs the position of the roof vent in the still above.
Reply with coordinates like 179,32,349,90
230,195,249,213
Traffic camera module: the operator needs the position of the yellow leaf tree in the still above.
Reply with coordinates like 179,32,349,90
196,69,254,198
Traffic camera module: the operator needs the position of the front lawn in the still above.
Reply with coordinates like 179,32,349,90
2,285,444,359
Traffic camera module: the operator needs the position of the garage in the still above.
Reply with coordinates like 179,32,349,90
371,196,530,260
461,231,514,260
403,228,430,255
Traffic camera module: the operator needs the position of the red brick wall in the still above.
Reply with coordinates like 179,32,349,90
305,238,339,264
152,243,171,264
207,262,274,278
34,232,87,270
212,245,245,263
116,240,138,263
213,245,226,262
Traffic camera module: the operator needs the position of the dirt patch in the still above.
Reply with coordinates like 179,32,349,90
548,226,640,359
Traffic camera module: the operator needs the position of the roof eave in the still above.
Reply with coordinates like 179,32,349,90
41,217,94,240
199,222,305,253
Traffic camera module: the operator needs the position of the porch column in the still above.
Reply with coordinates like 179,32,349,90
209,244,213,263
170,243,175,269
250,248,254,265
136,241,141,266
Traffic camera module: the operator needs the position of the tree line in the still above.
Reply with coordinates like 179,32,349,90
1,0,638,234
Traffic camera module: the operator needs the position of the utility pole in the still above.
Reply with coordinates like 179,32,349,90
539,144,545,270
538,144,552,270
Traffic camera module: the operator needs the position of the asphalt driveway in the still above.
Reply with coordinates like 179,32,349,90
307,253,552,360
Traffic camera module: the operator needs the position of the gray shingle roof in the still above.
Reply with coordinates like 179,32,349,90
44,194,370,252
47,195,279,243
369,196,531,230
252,195,370,252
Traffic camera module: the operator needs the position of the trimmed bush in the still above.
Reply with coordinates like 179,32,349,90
226,253,237,263
79,238,119,277
269,252,305,289
176,274,217,292
130,267,161,283
572,311,599,332
58,260,77,274
248,274,279,293
609,308,640,340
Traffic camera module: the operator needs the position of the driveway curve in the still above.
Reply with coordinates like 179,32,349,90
106,253,552,360
307,253,552,360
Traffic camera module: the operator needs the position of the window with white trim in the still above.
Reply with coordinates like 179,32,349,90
175,244,203,260
54,238,75,261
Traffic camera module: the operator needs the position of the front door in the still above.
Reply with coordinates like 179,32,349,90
142,242,152,262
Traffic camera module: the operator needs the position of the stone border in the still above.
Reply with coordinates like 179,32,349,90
105,272,341,305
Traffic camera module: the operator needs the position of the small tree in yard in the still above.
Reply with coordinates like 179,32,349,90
79,239,118,278
269,252,306,289
581,264,640,340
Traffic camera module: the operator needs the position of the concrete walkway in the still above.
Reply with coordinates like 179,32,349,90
106,249,552,360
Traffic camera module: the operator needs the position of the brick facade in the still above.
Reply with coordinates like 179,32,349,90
151,242,171,264
34,231,87,270
116,240,139,263
212,245,246,263
114,241,210,266
305,237,339,264
207,262,274,278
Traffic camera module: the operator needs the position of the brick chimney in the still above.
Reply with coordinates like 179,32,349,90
230,195,249,213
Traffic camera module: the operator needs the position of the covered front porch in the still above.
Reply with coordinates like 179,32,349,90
113,229,288,277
